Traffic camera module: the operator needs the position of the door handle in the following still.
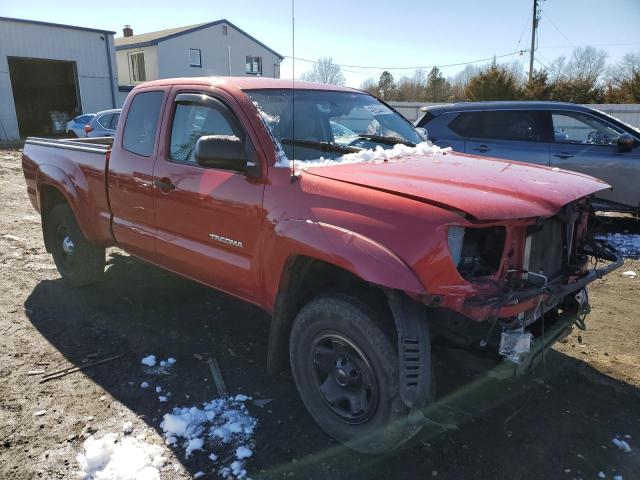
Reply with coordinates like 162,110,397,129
472,145,491,153
153,178,176,192
553,153,575,159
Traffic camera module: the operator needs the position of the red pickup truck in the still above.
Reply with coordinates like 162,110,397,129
22,77,621,453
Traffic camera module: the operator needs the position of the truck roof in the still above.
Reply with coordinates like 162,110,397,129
135,76,361,93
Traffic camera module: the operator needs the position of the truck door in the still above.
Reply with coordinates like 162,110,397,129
108,89,166,260
550,110,639,210
151,88,266,302
455,110,551,166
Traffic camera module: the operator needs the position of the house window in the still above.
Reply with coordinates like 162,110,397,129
189,49,202,67
222,25,228,35
274,63,280,78
129,52,146,83
246,56,262,75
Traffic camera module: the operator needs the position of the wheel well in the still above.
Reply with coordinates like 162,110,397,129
266,255,391,374
40,185,68,252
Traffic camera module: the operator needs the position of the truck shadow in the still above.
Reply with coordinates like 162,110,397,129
24,252,640,480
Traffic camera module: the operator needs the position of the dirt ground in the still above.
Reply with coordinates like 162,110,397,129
1,147,639,480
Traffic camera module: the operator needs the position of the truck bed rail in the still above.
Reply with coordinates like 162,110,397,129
25,137,113,154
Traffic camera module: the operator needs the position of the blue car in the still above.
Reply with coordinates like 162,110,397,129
416,101,640,213
65,114,95,138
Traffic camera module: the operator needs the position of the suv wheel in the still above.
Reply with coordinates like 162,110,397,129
289,293,427,453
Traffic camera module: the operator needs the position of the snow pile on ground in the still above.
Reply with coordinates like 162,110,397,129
621,270,637,278
275,141,450,169
160,395,257,479
598,233,640,259
77,431,165,480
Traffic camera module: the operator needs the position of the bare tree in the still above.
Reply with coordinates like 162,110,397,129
359,77,378,95
300,57,346,86
565,46,608,83
395,69,427,101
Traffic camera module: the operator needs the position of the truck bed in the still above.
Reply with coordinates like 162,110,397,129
22,136,115,245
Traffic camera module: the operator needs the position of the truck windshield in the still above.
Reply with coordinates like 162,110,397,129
245,89,423,162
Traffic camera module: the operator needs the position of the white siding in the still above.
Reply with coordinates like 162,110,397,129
156,23,281,79
0,19,118,140
115,45,158,85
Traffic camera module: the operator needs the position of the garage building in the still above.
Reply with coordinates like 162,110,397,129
0,17,118,140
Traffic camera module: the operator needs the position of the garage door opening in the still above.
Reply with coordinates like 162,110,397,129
8,57,81,138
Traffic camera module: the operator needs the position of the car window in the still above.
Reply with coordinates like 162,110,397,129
122,91,164,157
110,113,120,130
552,111,624,146
97,114,113,130
169,102,237,164
449,110,548,142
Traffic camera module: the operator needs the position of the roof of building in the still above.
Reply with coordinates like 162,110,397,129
0,16,115,34
114,19,283,59
134,76,360,93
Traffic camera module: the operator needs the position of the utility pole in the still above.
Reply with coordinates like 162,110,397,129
528,0,539,82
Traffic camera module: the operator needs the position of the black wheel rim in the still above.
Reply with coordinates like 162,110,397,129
310,332,378,424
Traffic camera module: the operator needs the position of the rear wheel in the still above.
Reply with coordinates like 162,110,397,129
289,293,426,453
45,204,105,287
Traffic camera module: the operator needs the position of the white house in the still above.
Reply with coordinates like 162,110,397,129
114,20,283,92
0,17,118,140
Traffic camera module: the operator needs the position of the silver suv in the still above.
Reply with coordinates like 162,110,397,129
417,101,639,213
85,109,121,138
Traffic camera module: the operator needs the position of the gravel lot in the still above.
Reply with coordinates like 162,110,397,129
1,147,639,479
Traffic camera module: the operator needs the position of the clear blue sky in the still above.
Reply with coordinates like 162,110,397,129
3,0,639,86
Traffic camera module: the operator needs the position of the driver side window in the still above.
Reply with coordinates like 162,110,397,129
170,102,236,164
552,111,623,146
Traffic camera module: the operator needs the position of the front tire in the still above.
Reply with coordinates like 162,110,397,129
289,293,423,453
45,204,105,287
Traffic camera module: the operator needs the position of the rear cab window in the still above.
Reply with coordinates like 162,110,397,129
449,110,550,142
122,91,165,157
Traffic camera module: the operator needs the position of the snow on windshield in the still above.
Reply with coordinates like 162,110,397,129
250,98,450,170
274,141,451,169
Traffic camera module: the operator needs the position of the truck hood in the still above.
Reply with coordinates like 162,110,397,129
304,152,611,221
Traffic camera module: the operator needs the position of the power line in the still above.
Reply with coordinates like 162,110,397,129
538,42,640,49
283,50,529,72
541,10,575,48
514,8,533,52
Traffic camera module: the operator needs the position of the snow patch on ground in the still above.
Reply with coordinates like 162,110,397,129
141,355,156,367
160,396,257,478
275,141,450,169
612,436,632,452
77,432,165,480
598,233,640,259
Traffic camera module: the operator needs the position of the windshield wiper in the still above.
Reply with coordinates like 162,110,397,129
354,135,415,147
280,138,361,154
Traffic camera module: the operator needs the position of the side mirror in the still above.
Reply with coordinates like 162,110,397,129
617,133,635,152
194,135,247,172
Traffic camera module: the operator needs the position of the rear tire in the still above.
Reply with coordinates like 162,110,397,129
289,293,426,453
45,204,105,287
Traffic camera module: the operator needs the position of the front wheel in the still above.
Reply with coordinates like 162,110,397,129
45,204,105,287
289,293,427,453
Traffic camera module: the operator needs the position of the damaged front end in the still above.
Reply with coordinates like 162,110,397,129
425,199,623,375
